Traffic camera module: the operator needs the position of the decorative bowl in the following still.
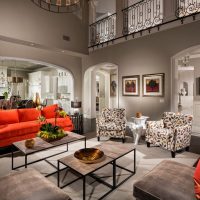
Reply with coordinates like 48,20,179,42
74,148,105,164
25,139,35,148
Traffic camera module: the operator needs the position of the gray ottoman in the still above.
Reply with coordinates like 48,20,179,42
133,160,195,200
0,168,71,200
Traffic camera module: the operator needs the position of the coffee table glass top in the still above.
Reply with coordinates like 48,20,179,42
59,141,135,176
13,131,86,154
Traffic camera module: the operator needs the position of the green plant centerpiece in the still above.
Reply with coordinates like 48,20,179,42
37,106,68,142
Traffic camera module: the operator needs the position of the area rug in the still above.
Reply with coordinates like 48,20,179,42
0,137,199,200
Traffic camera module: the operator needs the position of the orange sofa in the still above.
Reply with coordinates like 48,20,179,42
0,104,73,147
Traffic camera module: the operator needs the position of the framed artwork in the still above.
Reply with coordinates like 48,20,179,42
122,75,140,96
142,73,165,96
110,74,117,97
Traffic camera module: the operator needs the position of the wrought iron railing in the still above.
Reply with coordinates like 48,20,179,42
89,13,116,46
176,0,200,17
122,0,163,35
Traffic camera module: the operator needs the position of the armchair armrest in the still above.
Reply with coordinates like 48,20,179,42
96,117,106,126
146,120,164,129
173,124,192,151
174,124,192,136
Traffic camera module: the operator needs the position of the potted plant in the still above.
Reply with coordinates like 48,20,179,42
37,106,68,142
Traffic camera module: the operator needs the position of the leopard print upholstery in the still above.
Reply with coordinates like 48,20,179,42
146,112,193,152
96,108,126,139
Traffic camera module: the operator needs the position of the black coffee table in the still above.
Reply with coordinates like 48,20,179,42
57,141,136,200
12,132,86,177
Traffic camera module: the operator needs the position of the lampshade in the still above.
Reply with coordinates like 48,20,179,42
71,101,81,108
31,0,81,13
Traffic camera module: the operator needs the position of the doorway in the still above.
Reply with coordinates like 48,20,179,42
171,45,200,134
83,63,118,119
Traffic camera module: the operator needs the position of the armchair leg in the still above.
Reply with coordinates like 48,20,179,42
97,136,100,141
171,151,176,158
147,142,150,148
185,146,190,152
122,138,125,143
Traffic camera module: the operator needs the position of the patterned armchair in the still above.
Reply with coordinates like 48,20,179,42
96,108,126,143
146,112,193,158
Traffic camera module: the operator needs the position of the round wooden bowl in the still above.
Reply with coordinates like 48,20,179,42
74,148,105,164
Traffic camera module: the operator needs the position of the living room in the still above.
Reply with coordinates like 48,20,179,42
0,0,200,200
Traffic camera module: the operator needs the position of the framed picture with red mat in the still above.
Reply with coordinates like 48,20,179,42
142,73,165,97
122,75,140,96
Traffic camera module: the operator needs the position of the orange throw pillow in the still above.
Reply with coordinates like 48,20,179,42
0,109,19,125
41,104,58,119
194,160,200,199
18,108,41,122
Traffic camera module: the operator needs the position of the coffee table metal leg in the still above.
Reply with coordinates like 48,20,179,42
134,149,136,173
25,155,27,168
11,146,14,170
83,176,86,200
113,160,116,188
84,137,86,149
67,143,68,151
57,161,60,187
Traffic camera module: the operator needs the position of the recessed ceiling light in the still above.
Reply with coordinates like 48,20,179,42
30,43,35,46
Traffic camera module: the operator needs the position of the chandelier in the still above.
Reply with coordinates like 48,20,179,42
31,0,81,13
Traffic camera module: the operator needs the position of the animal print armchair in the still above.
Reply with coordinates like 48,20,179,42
96,108,126,143
146,112,193,158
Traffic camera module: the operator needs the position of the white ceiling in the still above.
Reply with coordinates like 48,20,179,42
0,60,48,71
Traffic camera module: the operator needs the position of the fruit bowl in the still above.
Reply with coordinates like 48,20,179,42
74,148,105,164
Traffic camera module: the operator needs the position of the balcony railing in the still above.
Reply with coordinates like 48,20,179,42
89,13,116,46
122,0,164,35
176,0,200,18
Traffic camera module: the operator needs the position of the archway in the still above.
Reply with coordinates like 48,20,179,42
0,56,75,112
83,62,119,119
171,44,200,134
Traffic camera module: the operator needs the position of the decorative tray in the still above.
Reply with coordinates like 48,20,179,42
74,148,105,164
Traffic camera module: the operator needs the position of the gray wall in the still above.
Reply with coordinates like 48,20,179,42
82,20,200,120
0,0,88,54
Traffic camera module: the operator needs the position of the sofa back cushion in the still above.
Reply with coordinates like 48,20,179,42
18,108,41,122
41,104,58,119
162,112,175,129
0,109,19,125
194,160,200,199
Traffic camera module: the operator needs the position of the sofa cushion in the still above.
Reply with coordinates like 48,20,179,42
194,160,200,199
0,121,40,140
0,168,71,200
42,104,58,119
0,109,19,125
18,108,41,122
133,160,195,200
46,117,73,129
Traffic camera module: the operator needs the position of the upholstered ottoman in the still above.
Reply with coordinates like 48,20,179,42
133,160,195,200
0,168,71,200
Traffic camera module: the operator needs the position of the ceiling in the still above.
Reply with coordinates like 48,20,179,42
0,60,48,71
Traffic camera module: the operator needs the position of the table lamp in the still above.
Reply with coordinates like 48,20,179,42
71,100,81,114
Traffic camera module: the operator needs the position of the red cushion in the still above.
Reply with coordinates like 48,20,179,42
194,160,200,199
18,108,41,122
0,109,19,125
0,121,40,140
46,117,73,129
41,104,58,119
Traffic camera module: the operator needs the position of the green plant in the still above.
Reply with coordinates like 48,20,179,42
37,123,66,141
2,91,8,99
